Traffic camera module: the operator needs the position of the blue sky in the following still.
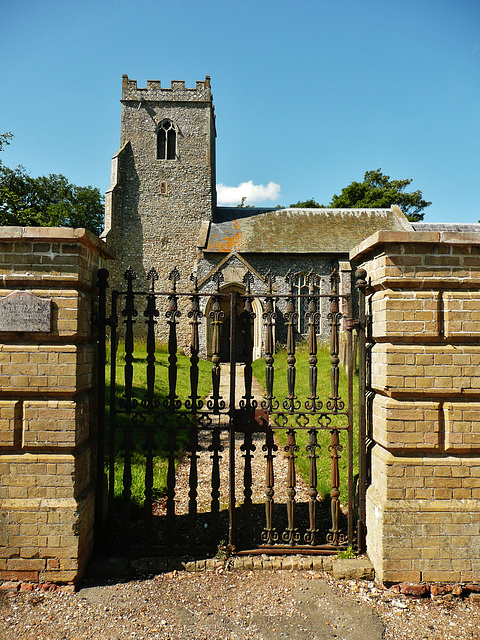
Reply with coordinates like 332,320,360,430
1,0,479,222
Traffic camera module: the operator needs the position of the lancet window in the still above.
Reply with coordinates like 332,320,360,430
157,120,176,160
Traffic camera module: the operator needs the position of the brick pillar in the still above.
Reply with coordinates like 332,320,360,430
351,230,480,583
0,228,111,583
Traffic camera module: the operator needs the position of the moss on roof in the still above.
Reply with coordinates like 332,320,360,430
204,207,412,253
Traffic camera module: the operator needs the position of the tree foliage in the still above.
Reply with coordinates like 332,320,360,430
329,169,431,222
290,169,431,222
289,198,323,208
0,134,104,235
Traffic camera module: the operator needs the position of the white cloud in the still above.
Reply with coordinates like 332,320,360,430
216,180,281,205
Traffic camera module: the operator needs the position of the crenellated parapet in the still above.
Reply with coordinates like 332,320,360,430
121,74,213,102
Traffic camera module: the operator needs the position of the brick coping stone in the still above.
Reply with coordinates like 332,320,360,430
0,226,112,257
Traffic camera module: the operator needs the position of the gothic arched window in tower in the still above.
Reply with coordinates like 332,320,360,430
157,120,177,160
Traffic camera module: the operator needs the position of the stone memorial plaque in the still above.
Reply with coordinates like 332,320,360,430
0,291,51,332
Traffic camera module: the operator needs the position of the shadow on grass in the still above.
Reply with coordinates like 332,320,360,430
106,496,349,557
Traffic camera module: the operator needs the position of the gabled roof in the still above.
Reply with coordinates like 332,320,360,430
197,251,265,289
201,206,412,254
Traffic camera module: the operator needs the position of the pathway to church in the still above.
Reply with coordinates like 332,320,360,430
170,364,310,520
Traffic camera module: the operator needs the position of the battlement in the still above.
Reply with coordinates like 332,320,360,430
121,74,212,102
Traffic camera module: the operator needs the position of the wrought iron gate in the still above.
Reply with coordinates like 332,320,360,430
95,266,367,556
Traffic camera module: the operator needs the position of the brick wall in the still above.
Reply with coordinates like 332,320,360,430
0,228,111,583
351,230,480,583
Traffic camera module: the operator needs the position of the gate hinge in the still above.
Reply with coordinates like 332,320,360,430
344,318,360,331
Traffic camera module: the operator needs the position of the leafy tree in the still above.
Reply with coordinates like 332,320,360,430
0,134,104,235
0,132,13,156
289,170,431,222
329,169,431,222
289,198,323,208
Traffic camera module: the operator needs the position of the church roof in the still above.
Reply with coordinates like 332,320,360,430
201,206,412,253
413,222,480,233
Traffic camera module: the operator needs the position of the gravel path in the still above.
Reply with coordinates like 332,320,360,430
172,364,312,514
1,569,480,640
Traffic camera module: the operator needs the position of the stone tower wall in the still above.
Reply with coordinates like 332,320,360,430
102,75,216,343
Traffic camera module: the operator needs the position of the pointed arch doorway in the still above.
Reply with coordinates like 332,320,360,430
205,283,263,363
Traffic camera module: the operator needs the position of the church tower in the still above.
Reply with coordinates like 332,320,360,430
103,75,216,291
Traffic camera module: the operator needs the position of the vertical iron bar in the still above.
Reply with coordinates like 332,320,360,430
166,418,176,545
107,291,118,544
121,268,137,538
328,267,341,414
95,268,108,549
241,271,255,410
122,268,137,413
356,267,368,554
306,270,320,412
261,427,278,545
240,430,254,544
327,428,343,546
346,292,354,548
187,425,200,546
210,272,224,414
304,428,319,545
121,418,133,544
145,269,159,411
229,291,237,549
209,425,222,542
282,428,300,545
166,268,180,411
284,270,298,413
143,268,159,543
188,274,203,414
326,265,345,547
262,271,277,412
143,423,154,545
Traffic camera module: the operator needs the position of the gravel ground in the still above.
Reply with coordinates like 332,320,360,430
1,569,480,640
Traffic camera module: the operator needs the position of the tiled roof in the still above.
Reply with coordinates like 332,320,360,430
202,207,412,253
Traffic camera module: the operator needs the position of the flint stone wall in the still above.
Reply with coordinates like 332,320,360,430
102,76,216,347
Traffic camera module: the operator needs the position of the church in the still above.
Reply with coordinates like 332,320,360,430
101,75,412,358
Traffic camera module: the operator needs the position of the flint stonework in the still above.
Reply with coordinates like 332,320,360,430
0,291,51,332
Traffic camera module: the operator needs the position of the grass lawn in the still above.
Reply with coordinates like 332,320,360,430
105,342,213,506
105,342,358,508
251,344,358,502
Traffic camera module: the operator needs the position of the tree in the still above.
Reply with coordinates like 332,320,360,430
289,198,324,208
329,169,431,222
0,134,104,235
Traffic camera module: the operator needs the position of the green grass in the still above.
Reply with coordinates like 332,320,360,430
105,342,213,507
251,344,358,502
105,342,358,508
